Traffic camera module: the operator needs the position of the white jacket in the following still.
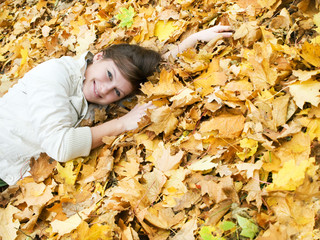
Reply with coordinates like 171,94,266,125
0,52,93,185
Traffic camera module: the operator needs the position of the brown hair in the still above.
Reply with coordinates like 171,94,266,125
101,44,161,92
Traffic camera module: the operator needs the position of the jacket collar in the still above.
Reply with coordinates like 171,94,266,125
77,51,94,80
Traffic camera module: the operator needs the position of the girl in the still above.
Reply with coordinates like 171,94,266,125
0,25,233,186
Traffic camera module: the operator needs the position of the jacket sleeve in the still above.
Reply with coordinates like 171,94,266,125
24,58,92,162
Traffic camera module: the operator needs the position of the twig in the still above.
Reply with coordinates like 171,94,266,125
14,227,35,240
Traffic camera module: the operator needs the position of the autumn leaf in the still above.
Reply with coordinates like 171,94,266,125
0,204,20,240
2,0,320,239
236,214,259,240
199,113,246,139
148,105,179,136
187,155,219,172
29,153,56,182
267,157,315,191
154,20,179,42
300,41,320,67
289,80,320,109
152,141,184,172
56,159,82,185
115,6,135,28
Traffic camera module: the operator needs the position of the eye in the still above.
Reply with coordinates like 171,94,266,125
115,88,121,97
107,70,113,80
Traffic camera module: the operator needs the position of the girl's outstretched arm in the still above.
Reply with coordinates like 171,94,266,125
162,25,233,60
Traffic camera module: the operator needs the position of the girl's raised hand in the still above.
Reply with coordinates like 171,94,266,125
119,101,154,131
162,25,233,60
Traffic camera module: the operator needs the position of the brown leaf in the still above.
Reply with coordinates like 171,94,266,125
29,153,56,183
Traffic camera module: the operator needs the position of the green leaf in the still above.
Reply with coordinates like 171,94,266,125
220,221,236,231
199,226,225,240
199,226,216,240
236,215,259,240
115,6,135,28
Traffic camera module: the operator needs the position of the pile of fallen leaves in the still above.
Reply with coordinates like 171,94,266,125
1,0,320,239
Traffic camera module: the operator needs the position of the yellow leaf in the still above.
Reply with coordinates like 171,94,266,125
292,69,320,82
300,41,320,67
194,59,227,96
154,20,179,41
0,204,20,240
314,12,320,33
152,141,184,172
163,168,189,196
140,69,184,97
148,105,179,136
236,138,259,161
267,158,315,191
188,155,219,171
143,168,167,202
51,204,96,236
199,114,246,139
289,80,320,109
20,48,28,66
169,88,200,108
56,159,82,185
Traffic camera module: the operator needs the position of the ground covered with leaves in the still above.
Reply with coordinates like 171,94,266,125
1,0,320,239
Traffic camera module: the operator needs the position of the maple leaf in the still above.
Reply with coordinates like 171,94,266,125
193,59,227,96
51,204,96,237
143,168,167,203
171,218,197,240
236,138,259,161
154,20,179,42
152,141,184,172
169,87,200,108
289,80,320,109
56,159,82,185
199,113,246,139
140,69,184,97
187,155,219,172
267,157,315,191
29,153,56,182
236,214,259,240
81,148,114,184
300,41,320,67
148,105,179,136
0,204,20,240
114,148,140,178
115,6,135,28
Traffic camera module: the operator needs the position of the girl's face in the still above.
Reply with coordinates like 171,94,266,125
83,52,133,105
